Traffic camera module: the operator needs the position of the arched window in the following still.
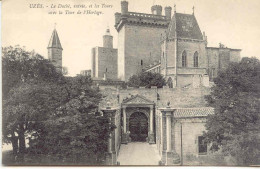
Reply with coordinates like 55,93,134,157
182,51,187,67
194,51,198,67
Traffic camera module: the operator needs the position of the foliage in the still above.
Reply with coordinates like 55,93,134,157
2,46,62,99
2,46,64,161
128,72,166,88
2,46,113,165
204,57,260,165
26,75,115,165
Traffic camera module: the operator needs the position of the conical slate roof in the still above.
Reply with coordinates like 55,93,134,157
48,29,63,50
166,13,203,40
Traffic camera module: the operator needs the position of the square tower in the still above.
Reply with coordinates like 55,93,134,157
115,1,171,81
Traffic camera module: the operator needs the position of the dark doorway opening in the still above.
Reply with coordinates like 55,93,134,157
129,112,148,142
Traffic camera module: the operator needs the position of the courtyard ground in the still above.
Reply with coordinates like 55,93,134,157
117,142,161,165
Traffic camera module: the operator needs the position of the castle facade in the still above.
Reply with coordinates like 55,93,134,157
91,1,241,88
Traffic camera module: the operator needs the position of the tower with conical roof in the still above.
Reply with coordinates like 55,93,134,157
47,27,63,72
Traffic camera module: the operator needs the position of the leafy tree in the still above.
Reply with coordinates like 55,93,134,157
2,46,62,99
33,75,114,164
128,72,166,88
2,46,64,161
2,46,115,165
204,57,260,165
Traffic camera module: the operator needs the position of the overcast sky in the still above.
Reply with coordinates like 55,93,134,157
2,0,260,76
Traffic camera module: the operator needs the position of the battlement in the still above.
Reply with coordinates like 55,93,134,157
115,1,171,32
115,12,170,31
128,12,166,20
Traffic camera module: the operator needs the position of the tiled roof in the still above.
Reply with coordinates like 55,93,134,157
48,29,63,50
167,13,203,40
174,107,214,118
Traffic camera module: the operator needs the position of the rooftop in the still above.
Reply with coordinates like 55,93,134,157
47,29,63,50
167,13,203,40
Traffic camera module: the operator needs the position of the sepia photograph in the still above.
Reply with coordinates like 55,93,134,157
1,0,260,166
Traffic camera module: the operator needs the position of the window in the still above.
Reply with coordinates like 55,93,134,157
141,60,143,66
106,68,107,72
198,136,207,155
182,51,187,67
194,51,198,67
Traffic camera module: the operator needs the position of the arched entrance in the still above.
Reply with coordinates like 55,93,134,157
129,112,148,142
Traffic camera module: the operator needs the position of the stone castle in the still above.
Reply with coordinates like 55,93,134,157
46,1,242,166
90,1,241,88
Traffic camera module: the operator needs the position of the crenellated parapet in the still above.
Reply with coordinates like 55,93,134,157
114,1,171,32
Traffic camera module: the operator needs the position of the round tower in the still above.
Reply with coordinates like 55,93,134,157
103,27,113,48
151,5,162,15
165,6,172,20
121,1,128,15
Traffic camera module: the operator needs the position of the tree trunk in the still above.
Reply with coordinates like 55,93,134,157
18,124,26,162
10,132,18,161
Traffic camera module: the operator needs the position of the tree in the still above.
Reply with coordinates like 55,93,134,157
204,57,260,165
2,46,64,161
34,75,115,164
128,72,166,88
3,46,114,165
2,46,62,99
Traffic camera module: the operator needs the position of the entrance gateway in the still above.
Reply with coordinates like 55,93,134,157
129,112,148,142
121,95,155,144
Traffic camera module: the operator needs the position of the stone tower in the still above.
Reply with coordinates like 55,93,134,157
161,8,208,88
103,27,113,48
47,28,63,72
91,27,118,80
115,1,171,81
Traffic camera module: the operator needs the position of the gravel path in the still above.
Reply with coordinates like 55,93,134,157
117,142,161,166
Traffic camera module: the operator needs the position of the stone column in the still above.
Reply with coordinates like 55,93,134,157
121,106,129,144
101,106,117,165
149,105,155,144
159,107,180,165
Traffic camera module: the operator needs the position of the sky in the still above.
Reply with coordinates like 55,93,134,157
2,0,260,76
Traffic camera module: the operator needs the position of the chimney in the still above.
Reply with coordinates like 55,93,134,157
151,5,162,15
121,1,128,15
165,6,172,20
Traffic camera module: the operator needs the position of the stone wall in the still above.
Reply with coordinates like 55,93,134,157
174,118,207,165
118,24,167,81
206,47,241,80
48,48,62,70
92,47,118,80
116,86,210,108
206,48,220,80
157,87,210,108
230,50,241,62
177,41,207,68
117,26,125,80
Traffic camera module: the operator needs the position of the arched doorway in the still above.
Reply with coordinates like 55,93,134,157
129,112,148,142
